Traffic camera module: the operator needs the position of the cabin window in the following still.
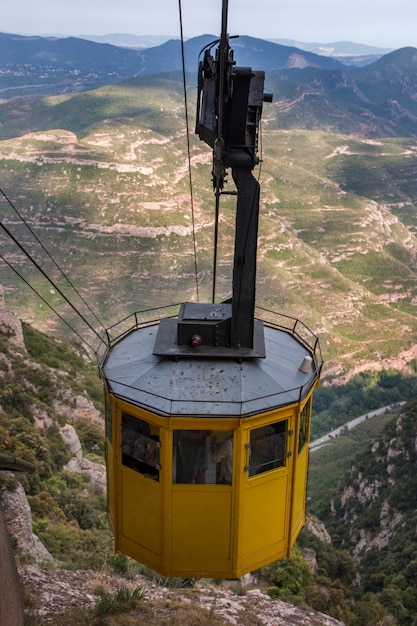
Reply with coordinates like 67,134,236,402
247,420,287,476
121,413,160,481
173,430,234,485
105,392,113,445
298,398,311,454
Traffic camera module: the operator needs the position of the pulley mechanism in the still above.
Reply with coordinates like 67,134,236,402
154,1,272,358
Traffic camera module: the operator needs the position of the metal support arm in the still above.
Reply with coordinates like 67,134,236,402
231,168,260,349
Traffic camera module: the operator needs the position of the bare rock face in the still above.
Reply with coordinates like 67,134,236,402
335,403,417,562
18,564,347,626
303,547,319,575
0,503,25,626
1,479,55,564
60,423,106,490
60,424,83,459
0,285,26,352
53,392,101,423
72,394,102,422
306,515,332,544
64,456,106,490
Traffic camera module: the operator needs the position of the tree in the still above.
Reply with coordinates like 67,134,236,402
261,546,311,596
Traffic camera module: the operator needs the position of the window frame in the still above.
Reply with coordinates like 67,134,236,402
121,413,160,481
246,420,288,477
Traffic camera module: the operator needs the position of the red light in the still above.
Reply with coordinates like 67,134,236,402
191,335,202,347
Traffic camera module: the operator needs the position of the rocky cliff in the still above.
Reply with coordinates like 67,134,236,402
321,398,417,625
333,399,417,560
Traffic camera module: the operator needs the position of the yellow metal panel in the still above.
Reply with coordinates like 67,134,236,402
107,394,317,578
169,416,239,431
118,535,164,574
289,394,313,548
241,470,290,558
121,466,162,555
240,405,296,430
116,399,170,429
172,486,232,561
238,409,295,573
289,443,309,547
105,440,115,532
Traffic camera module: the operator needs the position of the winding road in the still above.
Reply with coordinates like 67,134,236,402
309,402,405,453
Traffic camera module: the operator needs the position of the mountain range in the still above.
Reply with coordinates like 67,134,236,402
0,31,344,97
1,32,417,139
71,33,393,58
0,31,402,97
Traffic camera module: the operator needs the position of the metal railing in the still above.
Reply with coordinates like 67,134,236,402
95,303,182,364
95,303,323,378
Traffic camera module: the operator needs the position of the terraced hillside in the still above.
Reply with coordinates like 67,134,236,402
1,77,417,377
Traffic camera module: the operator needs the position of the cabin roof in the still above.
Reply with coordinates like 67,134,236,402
102,322,319,418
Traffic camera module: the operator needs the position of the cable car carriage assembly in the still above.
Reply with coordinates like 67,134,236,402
96,3,323,579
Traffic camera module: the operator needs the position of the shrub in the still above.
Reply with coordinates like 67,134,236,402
55,489,105,530
74,418,105,459
303,578,352,623
261,546,311,597
94,584,145,616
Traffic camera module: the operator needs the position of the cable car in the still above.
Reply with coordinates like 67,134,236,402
96,1,322,579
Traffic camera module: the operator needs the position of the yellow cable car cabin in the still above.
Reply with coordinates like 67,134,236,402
97,7,322,579
98,310,321,579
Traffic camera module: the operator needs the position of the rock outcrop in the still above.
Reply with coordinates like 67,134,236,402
306,514,332,544
60,423,106,490
1,479,54,564
0,284,26,351
18,564,346,626
334,399,417,560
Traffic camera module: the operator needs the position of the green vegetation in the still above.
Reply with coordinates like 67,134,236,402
308,410,396,518
261,545,312,599
306,397,417,625
94,585,146,617
0,324,110,569
74,418,105,461
260,541,355,624
22,323,104,410
256,397,417,625
311,369,416,439
260,522,417,626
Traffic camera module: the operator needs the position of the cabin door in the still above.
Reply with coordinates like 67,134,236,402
240,418,293,571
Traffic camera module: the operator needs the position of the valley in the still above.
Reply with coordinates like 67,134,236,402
1,38,417,380
1,78,417,377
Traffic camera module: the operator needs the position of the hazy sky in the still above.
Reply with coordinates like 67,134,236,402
3,0,416,50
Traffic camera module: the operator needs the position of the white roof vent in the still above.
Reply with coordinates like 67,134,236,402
299,355,312,374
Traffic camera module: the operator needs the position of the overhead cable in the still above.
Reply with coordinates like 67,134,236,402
0,217,102,343
0,252,95,351
0,186,105,330
178,0,199,302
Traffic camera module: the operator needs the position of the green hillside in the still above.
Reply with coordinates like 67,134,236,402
308,408,399,516
1,77,417,375
306,398,417,626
